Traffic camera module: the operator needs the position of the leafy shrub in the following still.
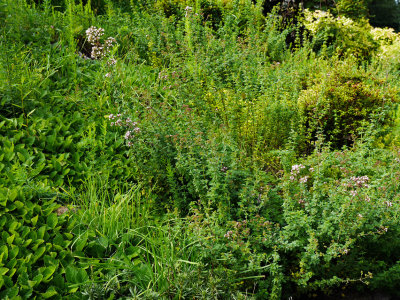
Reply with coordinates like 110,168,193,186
371,27,400,70
303,9,378,59
276,142,400,297
3,0,400,298
297,59,398,151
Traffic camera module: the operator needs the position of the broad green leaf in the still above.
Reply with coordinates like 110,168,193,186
0,215,6,227
65,266,77,283
6,258,17,269
9,221,19,232
42,265,57,280
23,239,32,247
98,236,109,248
33,274,43,284
9,247,19,260
41,287,58,298
8,268,16,277
8,189,18,201
0,267,9,275
14,201,24,209
31,215,38,226
46,214,58,229
32,246,46,263
0,245,8,261
75,234,88,252
6,234,15,245
37,226,46,239
5,286,18,298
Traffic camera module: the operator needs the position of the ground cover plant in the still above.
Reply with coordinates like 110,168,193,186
1,0,400,299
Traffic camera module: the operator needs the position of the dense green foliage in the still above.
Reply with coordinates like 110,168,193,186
1,0,400,299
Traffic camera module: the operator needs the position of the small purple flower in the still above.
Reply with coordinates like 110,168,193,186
224,230,233,239
385,201,393,207
124,131,132,140
299,176,309,183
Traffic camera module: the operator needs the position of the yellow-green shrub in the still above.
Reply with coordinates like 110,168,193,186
371,27,400,69
298,60,398,151
303,9,378,59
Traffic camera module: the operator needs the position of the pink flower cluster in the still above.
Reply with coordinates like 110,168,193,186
109,114,140,147
350,176,369,188
345,175,369,198
224,231,233,239
290,164,305,181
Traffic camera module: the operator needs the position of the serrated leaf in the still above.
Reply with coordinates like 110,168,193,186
14,201,24,209
8,189,18,201
5,286,18,298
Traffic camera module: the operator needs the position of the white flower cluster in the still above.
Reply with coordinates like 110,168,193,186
303,9,354,34
290,164,305,181
86,26,104,44
350,175,369,188
85,26,117,61
184,6,192,17
345,175,369,198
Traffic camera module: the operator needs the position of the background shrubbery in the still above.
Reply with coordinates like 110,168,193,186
1,0,400,298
